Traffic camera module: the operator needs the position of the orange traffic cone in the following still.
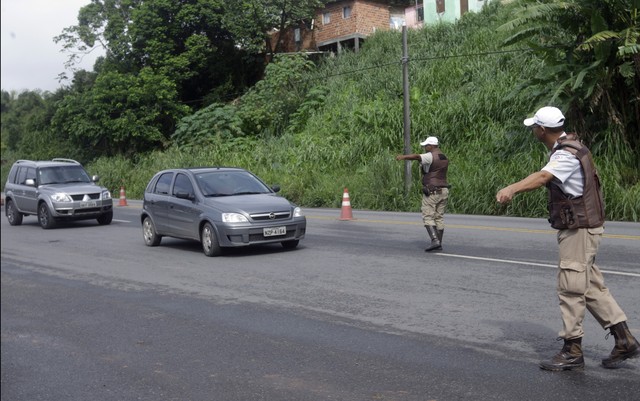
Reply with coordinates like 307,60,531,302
119,185,128,206
339,187,354,220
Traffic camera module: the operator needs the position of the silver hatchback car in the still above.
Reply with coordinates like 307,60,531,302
3,158,113,229
140,167,306,256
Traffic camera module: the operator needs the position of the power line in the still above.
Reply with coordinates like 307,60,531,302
410,46,535,62
178,45,550,105
312,46,537,82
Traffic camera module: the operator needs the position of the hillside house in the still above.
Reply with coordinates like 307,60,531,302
418,0,490,25
270,0,491,55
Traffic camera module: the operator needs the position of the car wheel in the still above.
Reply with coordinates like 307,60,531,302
142,216,162,246
97,211,113,225
281,240,299,249
6,200,23,226
38,202,56,229
201,222,222,257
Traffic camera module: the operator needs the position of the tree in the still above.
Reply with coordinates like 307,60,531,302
223,0,329,60
0,90,78,161
51,68,189,159
171,103,244,149
48,0,271,159
237,53,316,137
55,0,263,107
499,0,640,155
1,91,46,151
54,0,142,81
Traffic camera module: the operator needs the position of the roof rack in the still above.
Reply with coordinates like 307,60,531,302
51,158,81,164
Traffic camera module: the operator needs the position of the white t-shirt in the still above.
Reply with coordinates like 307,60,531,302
542,134,584,197
419,153,433,174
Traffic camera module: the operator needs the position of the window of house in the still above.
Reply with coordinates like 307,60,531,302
343,6,352,18
390,16,404,30
323,12,331,24
294,28,301,43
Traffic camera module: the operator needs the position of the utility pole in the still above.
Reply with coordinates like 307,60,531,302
401,24,412,195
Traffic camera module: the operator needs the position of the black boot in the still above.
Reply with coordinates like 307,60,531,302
602,321,640,368
437,229,444,249
424,226,441,252
539,338,584,371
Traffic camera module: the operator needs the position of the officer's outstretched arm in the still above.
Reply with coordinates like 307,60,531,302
496,170,554,204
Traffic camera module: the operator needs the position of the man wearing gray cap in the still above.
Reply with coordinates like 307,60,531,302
496,106,639,371
396,136,450,251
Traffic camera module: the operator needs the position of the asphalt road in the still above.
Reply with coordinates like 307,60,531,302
2,203,639,400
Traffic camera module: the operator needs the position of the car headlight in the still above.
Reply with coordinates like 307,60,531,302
102,190,112,200
222,213,248,223
293,207,304,217
51,193,72,202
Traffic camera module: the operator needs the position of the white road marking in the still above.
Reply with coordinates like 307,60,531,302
436,253,640,278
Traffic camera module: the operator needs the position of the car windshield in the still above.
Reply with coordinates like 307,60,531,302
39,166,92,185
195,171,271,197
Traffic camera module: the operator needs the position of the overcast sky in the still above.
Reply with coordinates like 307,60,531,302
1,0,103,93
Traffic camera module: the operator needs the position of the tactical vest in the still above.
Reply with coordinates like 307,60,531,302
546,134,605,229
421,148,449,188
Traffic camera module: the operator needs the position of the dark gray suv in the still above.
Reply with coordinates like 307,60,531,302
4,158,113,229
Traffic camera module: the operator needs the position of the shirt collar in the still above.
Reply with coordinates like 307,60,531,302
552,132,568,149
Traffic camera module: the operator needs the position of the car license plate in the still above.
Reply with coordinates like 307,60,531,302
263,226,286,237
80,201,97,208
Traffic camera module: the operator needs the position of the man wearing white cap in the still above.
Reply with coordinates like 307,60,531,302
496,106,638,371
396,136,450,251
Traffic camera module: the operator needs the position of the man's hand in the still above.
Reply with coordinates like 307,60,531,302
496,187,515,204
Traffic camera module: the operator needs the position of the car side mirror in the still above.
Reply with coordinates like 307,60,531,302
25,179,36,187
92,175,100,182
175,191,195,200
271,185,281,193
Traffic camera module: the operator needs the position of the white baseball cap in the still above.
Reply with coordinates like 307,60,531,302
523,106,565,128
420,136,438,146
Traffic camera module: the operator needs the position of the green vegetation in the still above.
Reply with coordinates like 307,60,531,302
2,1,638,221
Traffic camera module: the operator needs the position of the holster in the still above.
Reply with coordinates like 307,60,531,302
423,185,444,196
